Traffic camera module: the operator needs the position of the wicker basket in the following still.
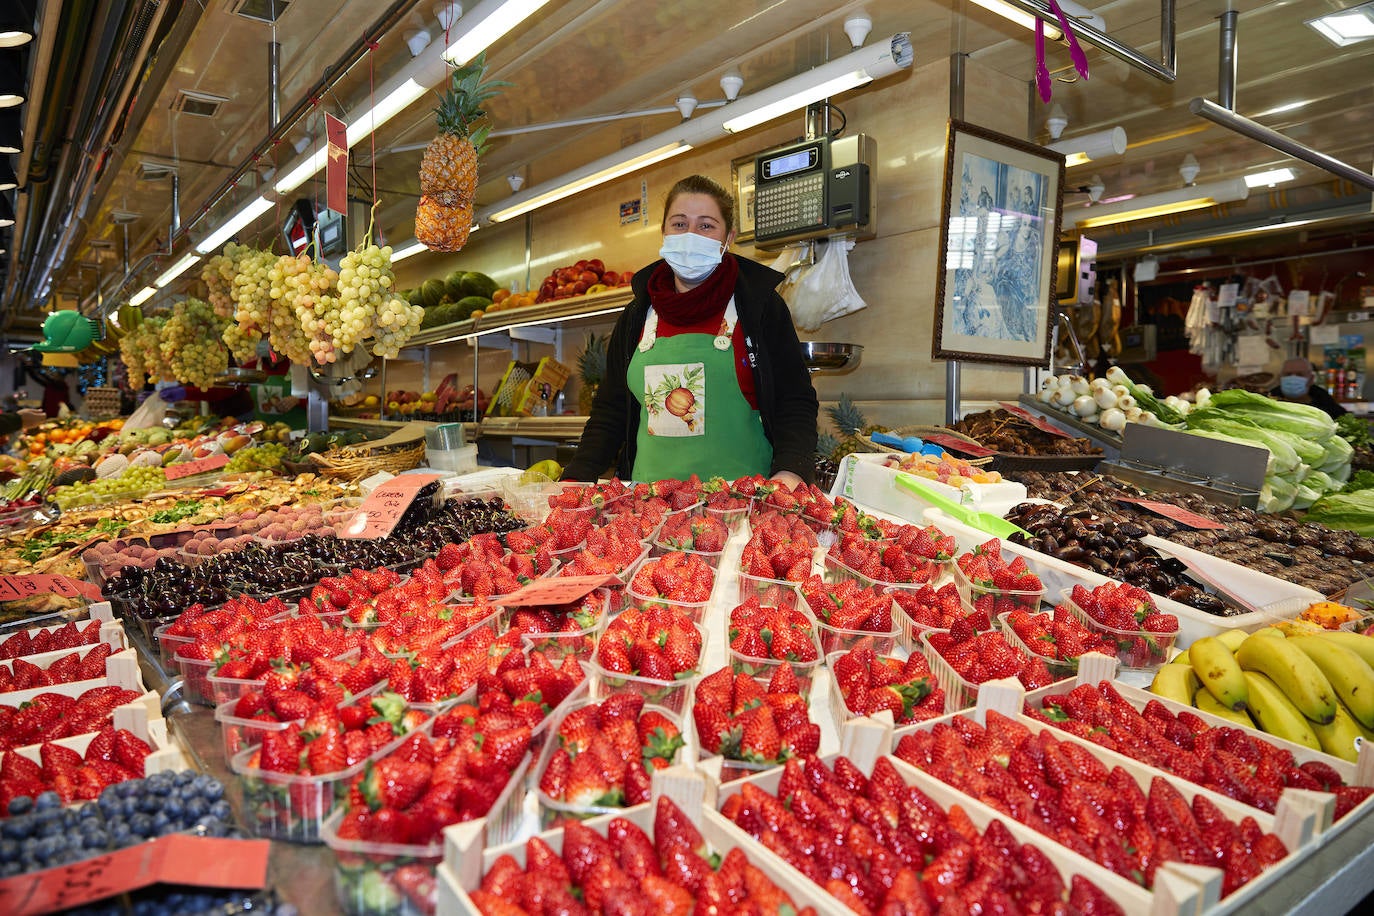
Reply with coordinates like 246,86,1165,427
864,425,994,466
307,442,427,480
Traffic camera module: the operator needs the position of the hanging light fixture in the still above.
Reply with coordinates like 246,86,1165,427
0,53,24,108
0,6,34,49
1047,127,1127,167
1070,177,1250,229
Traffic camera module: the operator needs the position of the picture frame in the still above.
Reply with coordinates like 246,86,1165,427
932,120,1066,366
730,152,757,244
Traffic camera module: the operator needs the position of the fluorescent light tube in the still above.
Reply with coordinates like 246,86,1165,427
275,148,329,196
390,240,428,262
445,0,552,64
128,286,156,306
488,142,692,223
970,0,1062,40
1047,126,1127,167
347,79,428,147
1244,168,1295,188
722,71,871,133
154,253,201,288
196,196,275,254
1072,178,1249,229
1307,4,1374,47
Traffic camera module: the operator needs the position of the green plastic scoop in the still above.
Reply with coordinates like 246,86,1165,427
894,472,1031,539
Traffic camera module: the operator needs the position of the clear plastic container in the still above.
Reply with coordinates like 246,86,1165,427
997,611,1080,679
649,539,725,571
952,561,1047,616
799,590,900,656
589,622,707,715
703,502,750,535
734,574,803,607
824,649,945,726
1058,588,1177,670
727,615,823,700
822,550,941,592
918,629,979,713
515,589,613,663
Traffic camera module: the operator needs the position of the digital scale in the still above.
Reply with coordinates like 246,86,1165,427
751,133,877,247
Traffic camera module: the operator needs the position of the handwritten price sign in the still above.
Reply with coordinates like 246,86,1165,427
492,574,621,607
339,473,442,539
1116,498,1226,530
922,433,996,458
0,574,102,602
998,403,1073,438
163,454,229,481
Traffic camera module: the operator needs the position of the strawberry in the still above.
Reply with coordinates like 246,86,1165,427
739,705,781,764
112,730,152,775
781,722,820,757
693,703,736,755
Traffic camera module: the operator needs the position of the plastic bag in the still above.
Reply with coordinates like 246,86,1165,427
122,391,169,430
790,237,866,332
769,246,809,313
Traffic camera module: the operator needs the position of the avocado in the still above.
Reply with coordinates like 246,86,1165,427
459,271,499,300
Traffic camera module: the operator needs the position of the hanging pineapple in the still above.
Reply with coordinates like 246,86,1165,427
416,53,509,252
576,332,606,415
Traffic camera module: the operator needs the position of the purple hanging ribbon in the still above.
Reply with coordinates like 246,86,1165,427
1035,0,1091,103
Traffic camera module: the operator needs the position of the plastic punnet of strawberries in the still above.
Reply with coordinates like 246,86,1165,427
955,538,1046,615
627,552,715,606
1065,582,1179,668
693,666,821,769
478,647,586,738
1,642,114,694
828,531,940,587
830,635,945,724
718,753,1125,914
469,796,818,916
1003,606,1119,671
800,575,898,652
925,610,1057,691
507,590,612,661
593,606,703,695
629,476,703,511
654,511,728,555
2,686,145,752
891,582,968,632
536,694,684,815
0,620,104,661
0,725,153,812
727,597,821,674
558,525,647,580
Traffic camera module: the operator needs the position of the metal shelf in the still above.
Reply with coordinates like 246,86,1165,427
405,287,632,348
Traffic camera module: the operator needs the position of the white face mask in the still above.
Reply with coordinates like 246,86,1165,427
659,231,725,284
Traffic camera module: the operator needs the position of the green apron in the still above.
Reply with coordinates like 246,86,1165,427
628,298,772,482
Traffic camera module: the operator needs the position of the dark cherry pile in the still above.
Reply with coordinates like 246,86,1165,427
1016,471,1374,597
1006,502,1233,616
104,494,523,622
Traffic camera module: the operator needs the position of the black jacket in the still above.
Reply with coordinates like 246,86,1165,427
565,255,819,484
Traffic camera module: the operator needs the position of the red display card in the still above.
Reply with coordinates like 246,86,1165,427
163,454,229,480
338,473,442,539
922,433,997,458
998,403,1073,438
1116,498,1227,530
491,574,621,607
0,574,103,602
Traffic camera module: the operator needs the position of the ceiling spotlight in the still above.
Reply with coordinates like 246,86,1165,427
843,14,873,49
1046,103,1068,140
720,68,744,102
507,173,524,193
1179,153,1201,185
0,7,32,49
0,109,20,153
1087,174,1105,202
433,1,463,30
405,29,432,57
675,93,698,119
0,54,25,108
293,135,313,155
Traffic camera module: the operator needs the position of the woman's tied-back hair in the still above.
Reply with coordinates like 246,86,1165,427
662,174,735,233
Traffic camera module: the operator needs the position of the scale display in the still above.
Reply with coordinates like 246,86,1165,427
753,140,828,240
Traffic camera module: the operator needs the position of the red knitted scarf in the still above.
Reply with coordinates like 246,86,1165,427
646,254,739,324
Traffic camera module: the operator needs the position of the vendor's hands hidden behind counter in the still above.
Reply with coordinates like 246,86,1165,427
564,174,818,489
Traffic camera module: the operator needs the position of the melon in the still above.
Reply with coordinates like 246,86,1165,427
454,296,493,320
419,279,447,309
460,272,499,300
445,270,468,300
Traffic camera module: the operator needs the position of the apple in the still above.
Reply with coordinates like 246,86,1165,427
578,270,599,285
572,280,590,295
556,267,578,284
588,258,605,275
602,271,619,286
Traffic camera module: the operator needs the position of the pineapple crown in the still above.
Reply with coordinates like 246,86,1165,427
434,52,511,154
577,332,607,385
825,393,868,437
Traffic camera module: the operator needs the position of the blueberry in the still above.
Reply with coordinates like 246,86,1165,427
0,861,20,878
0,838,15,859
173,770,195,787
184,797,209,820
34,791,61,812
129,813,154,837
121,796,139,817
6,795,33,816
79,803,101,820
150,811,172,834
137,794,161,813
161,796,184,819
37,818,62,838
0,818,30,840
200,779,225,802
209,800,232,821
85,830,109,850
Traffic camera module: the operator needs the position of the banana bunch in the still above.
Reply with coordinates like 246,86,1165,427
1151,627,1374,762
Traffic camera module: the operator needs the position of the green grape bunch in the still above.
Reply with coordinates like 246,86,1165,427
53,465,169,510
120,315,170,389
225,442,287,473
161,298,230,389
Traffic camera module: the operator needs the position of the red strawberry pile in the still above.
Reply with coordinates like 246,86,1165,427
891,582,968,631
655,510,728,554
594,606,703,692
1066,583,1179,667
727,597,820,670
894,710,1289,897
547,479,628,512
557,523,647,578
629,477,703,510
471,796,816,916
0,620,103,660
537,695,684,812
507,590,612,660
828,532,940,586
955,539,1045,614
223,651,387,724
451,552,550,600
739,511,818,583
178,614,365,701
384,628,523,707
700,475,751,511
0,686,144,751
507,507,594,554
1004,607,1119,667
340,559,455,627
1029,681,1374,819
692,666,820,765
831,636,944,724
1,643,114,694
362,601,500,658
896,523,959,562
304,567,406,618
0,727,153,812
800,575,896,648
628,551,715,605
926,612,1056,690
161,595,292,645
476,648,585,736
720,753,1123,914
600,502,667,540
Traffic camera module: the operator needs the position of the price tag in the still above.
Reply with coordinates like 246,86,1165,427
0,574,104,602
163,454,229,481
1117,498,1227,530
339,473,442,539
922,433,997,458
999,403,1073,438
492,574,621,607
0,836,268,916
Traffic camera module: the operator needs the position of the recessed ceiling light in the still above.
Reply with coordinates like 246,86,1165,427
1308,2,1374,47
1245,168,1296,188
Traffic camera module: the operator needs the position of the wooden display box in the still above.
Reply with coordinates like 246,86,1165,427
485,357,571,418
